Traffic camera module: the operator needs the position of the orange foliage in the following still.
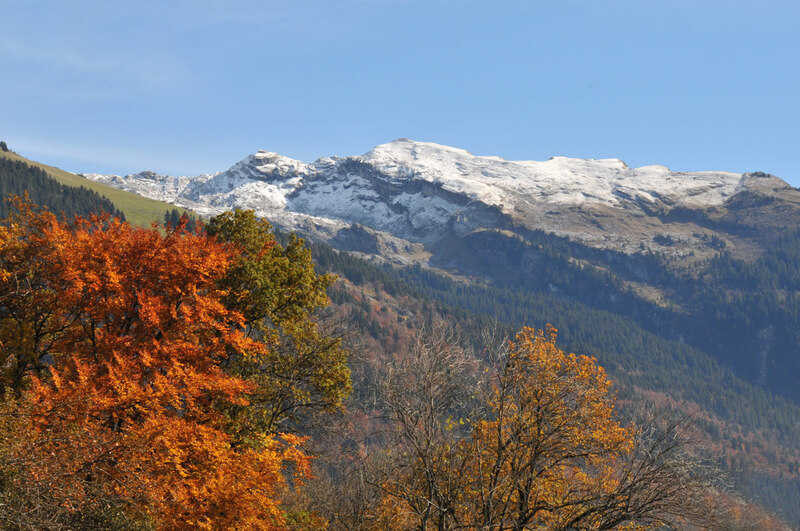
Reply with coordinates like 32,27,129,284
0,200,311,528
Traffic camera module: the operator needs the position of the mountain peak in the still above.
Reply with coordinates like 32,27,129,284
84,141,795,258
364,138,477,163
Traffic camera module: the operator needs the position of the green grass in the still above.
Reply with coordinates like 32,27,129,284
0,150,191,226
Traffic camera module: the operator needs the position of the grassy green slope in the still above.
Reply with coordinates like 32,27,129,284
0,150,188,226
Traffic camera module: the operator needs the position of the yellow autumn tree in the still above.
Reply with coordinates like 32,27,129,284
461,325,633,530
371,326,720,530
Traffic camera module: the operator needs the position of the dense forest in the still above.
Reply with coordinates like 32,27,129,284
314,242,799,436
426,222,800,406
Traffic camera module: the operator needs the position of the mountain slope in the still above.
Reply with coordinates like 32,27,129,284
0,156,125,220
311,240,800,526
0,150,189,225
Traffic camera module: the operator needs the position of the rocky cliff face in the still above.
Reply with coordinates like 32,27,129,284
82,139,800,267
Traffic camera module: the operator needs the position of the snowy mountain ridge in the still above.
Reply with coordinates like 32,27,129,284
82,139,795,260
361,139,744,209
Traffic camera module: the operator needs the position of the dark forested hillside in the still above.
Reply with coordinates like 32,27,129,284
686,231,800,398
400,221,800,406
313,241,799,438
0,157,125,221
311,240,800,526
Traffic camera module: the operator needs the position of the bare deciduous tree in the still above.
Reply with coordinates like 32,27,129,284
371,325,481,530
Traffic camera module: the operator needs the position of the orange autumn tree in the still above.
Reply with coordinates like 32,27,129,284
0,200,315,529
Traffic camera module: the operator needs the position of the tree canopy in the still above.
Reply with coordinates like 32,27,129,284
0,201,346,529
206,209,351,441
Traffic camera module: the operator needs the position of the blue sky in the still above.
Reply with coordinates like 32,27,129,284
1,0,798,184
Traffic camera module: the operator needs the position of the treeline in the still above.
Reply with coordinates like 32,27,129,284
0,157,125,221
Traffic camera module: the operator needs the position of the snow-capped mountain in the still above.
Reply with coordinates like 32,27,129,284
82,139,798,263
